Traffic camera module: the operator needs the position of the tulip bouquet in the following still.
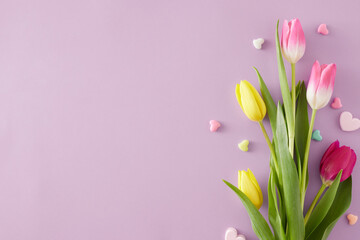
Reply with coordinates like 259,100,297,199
224,19,356,240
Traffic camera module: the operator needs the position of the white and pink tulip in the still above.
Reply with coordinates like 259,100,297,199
306,61,336,110
281,18,306,64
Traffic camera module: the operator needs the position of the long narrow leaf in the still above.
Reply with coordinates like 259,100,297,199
223,180,274,240
306,177,352,240
275,103,304,240
254,67,277,133
295,81,309,160
275,20,294,137
295,81,310,186
305,171,342,238
268,171,286,240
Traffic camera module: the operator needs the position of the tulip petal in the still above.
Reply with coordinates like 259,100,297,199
281,20,290,48
235,84,243,109
240,81,264,122
313,87,333,109
238,170,242,189
306,61,321,109
341,149,357,182
319,63,336,92
248,83,267,119
308,61,321,92
247,169,263,204
238,169,263,209
322,146,352,182
320,140,339,170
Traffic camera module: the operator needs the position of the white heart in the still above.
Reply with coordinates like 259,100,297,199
339,111,360,132
225,227,246,240
253,38,264,50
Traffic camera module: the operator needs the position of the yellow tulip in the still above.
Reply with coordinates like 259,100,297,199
238,169,263,209
235,80,266,122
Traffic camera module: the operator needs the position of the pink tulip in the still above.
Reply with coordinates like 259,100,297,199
306,61,336,110
281,18,306,64
320,140,356,186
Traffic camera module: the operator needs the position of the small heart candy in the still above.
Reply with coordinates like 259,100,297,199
318,24,329,35
331,97,342,109
209,120,221,132
311,130,322,141
238,140,249,152
347,214,358,225
225,227,246,240
340,111,360,132
253,38,264,50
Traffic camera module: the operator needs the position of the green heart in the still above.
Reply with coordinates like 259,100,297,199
312,129,322,141
238,140,249,152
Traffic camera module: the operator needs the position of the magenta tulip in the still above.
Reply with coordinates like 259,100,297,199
320,140,356,186
306,61,336,110
281,18,306,64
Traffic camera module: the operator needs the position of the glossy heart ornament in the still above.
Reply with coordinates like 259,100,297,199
340,111,360,132
311,130,322,141
225,227,246,240
347,214,358,225
252,38,264,50
238,140,249,152
318,24,329,35
331,97,342,109
209,120,221,132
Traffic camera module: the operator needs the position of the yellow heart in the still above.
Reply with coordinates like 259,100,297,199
238,140,249,152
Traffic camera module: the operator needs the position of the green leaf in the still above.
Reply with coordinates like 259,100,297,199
268,171,286,240
271,144,287,229
295,80,301,99
305,171,342,238
294,139,302,176
254,67,277,133
275,20,294,139
295,82,309,162
306,177,352,240
223,180,274,240
295,81,309,186
275,103,304,240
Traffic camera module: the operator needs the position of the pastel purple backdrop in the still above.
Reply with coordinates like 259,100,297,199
0,0,359,239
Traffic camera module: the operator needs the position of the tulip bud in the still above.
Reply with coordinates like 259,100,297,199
238,169,263,209
235,80,266,122
281,18,306,64
320,140,356,186
306,61,336,110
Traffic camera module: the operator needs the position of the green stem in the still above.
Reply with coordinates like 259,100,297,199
259,121,279,174
304,184,327,224
289,63,296,157
300,108,317,208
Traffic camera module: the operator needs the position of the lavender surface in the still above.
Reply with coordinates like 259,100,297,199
0,0,359,239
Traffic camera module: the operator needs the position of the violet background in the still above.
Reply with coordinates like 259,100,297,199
0,0,359,239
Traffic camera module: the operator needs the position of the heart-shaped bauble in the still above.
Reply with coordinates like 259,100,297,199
311,130,322,141
318,23,329,35
225,227,246,240
238,140,249,152
331,97,342,109
253,38,264,50
347,214,358,225
340,111,360,132
209,120,221,132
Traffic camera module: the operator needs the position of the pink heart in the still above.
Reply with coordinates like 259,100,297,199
340,111,360,132
225,227,246,240
209,120,221,132
347,214,358,225
331,97,342,109
318,24,329,35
